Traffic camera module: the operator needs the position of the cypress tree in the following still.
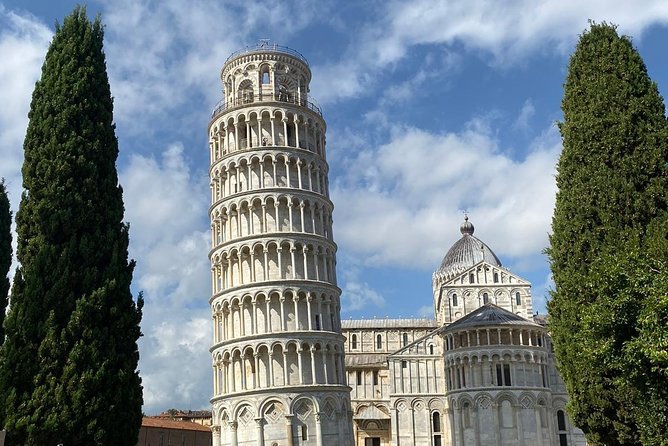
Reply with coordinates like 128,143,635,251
0,7,143,445
0,179,10,344
548,23,668,445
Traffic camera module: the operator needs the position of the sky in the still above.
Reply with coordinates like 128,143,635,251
2,0,668,415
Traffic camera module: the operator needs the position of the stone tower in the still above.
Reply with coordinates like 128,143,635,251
208,41,353,446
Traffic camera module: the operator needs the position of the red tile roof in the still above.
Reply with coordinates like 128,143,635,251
142,417,212,432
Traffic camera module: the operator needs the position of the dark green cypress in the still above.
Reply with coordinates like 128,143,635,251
0,179,10,344
548,23,668,445
0,7,143,445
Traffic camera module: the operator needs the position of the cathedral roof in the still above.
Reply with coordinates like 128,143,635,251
341,318,437,329
435,216,502,279
444,303,540,331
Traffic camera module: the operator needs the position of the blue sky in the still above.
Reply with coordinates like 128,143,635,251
2,0,668,415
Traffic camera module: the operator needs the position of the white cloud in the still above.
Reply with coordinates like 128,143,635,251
120,144,212,413
0,6,51,211
513,99,536,131
332,121,561,270
312,0,668,104
101,0,331,132
338,256,386,313
416,305,433,318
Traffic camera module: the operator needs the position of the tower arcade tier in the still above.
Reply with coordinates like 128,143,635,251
208,42,353,446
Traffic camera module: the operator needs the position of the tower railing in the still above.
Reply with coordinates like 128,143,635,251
224,41,309,65
211,93,322,119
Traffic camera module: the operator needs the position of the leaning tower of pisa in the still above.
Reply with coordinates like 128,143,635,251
208,42,354,446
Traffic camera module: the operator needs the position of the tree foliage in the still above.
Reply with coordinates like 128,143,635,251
0,7,143,445
0,179,10,344
548,23,668,446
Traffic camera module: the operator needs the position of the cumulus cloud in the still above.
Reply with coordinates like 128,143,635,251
311,0,668,104
332,121,562,270
120,144,212,413
338,255,386,313
513,99,536,131
0,6,51,210
101,0,332,133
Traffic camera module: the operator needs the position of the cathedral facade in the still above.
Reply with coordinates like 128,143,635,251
343,218,587,446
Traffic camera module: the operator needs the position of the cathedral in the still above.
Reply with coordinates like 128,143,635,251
343,217,587,446
207,42,587,446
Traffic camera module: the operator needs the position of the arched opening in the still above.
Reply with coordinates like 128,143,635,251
557,410,568,445
351,333,357,349
452,293,458,306
432,412,441,432
376,334,382,350
432,409,442,446
238,79,253,104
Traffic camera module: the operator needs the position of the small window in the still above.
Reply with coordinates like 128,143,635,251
301,425,308,441
503,364,512,386
401,360,407,369
557,410,567,431
351,334,357,349
483,293,489,304
315,314,321,330
376,334,382,350
452,293,458,306
515,292,521,306
496,364,503,386
469,273,475,284
402,332,409,346
432,412,441,432
356,371,362,385
373,371,379,385
429,345,434,355
262,71,270,84
557,410,568,446
494,272,499,283
462,402,471,428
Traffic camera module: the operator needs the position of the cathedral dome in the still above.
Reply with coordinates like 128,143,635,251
436,217,501,278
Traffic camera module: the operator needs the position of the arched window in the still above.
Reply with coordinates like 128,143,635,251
494,272,499,283
402,332,409,346
432,412,441,432
238,80,254,104
376,334,382,350
557,410,568,445
515,292,521,305
557,410,566,430
452,293,458,306
483,293,489,304
462,402,471,428
500,400,514,427
351,334,357,349
429,345,434,355
469,273,475,284
261,70,270,84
